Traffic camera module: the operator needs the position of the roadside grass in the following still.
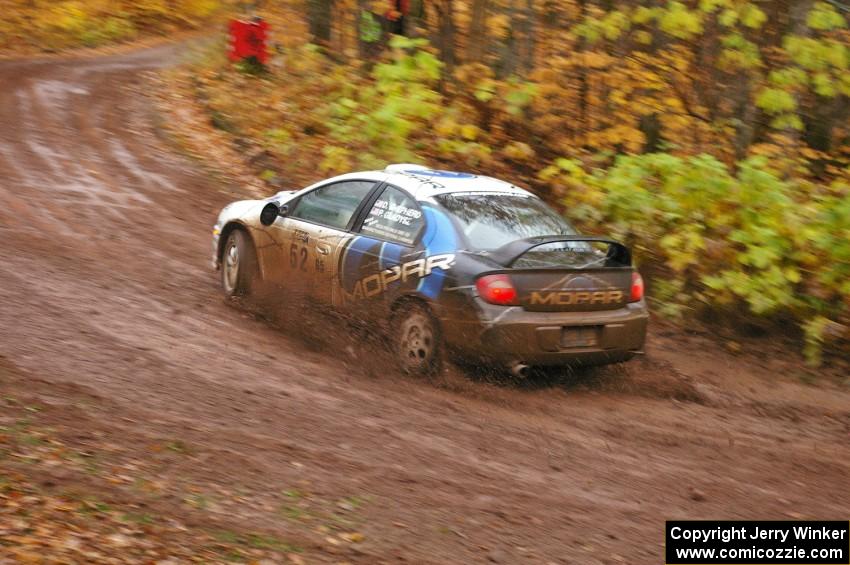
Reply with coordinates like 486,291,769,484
184,491,212,510
0,373,384,562
165,439,191,454
212,530,303,553
0,464,306,562
120,511,157,525
275,485,371,543
0,394,309,562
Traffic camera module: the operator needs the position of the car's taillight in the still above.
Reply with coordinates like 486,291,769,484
630,271,645,303
476,274,518,306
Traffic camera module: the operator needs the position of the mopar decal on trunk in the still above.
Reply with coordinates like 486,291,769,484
529,290,624,306
520,271,629,310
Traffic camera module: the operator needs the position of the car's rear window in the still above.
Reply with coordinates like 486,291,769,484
434,193,576,251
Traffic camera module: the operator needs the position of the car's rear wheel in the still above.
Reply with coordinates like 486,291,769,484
221,229,258,298
393,302,442,377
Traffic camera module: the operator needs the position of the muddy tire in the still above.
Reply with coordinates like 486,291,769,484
221,229,258,298
393,302,442,377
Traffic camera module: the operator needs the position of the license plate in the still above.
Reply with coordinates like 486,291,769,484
561,326,598,348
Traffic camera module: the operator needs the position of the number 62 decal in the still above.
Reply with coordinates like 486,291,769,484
289,243,308,271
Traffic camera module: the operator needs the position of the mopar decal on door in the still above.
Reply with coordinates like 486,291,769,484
342,253,456,302
337,233,456,304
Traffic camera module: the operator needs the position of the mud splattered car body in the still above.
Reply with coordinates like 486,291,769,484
212,165,648,374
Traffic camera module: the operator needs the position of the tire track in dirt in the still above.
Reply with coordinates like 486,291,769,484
1,45,849,564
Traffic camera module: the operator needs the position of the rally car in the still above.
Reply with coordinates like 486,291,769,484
212,165,648,376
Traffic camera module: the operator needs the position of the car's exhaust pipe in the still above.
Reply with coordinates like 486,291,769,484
509,362,530,379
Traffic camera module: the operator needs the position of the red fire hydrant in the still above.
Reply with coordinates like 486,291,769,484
228,17,269,65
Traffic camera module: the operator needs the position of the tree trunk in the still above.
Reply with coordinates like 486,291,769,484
307,0,334,45
733,77,757,161
639,113,663,153
519,0,536,74
435,0,457,73
357,0,387,60
406,0,427,38
467,0,490,63
803,94,848,177
496,0,518,78
577,0,588,147
784,0,814,145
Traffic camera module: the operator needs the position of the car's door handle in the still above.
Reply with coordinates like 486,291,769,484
316,244,331,255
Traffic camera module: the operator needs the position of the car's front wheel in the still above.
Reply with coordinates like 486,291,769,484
393,302,442,377
221,229,258,298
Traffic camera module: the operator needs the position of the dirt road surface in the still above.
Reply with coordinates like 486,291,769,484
1,45,849,564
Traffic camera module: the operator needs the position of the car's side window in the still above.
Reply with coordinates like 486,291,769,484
360,185,424,245
290,181,375,230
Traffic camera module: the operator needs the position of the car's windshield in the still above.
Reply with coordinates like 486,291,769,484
434,193,576,251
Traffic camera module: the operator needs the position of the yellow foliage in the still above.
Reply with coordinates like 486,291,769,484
435,118,458,137
502,141,536,161
581,51,613,69
487,14,511,40
460,124,479,140
0,0,228,52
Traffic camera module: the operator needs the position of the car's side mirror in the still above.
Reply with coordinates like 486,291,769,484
260,202,288,226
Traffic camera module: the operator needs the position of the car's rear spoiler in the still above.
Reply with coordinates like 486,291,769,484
489,236,632,268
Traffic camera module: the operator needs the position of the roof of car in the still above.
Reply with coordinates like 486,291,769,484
321,165,534,201
390,169,533,200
